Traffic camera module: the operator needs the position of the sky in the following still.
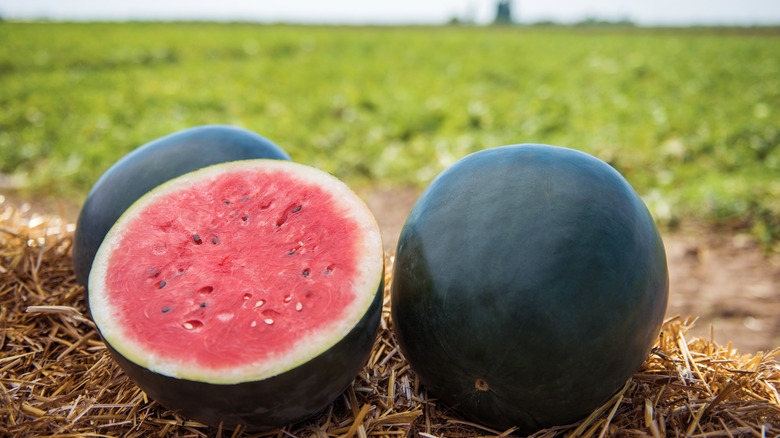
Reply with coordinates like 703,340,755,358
1,0,779,26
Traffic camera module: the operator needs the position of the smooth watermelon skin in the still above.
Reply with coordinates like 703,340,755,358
391,144,668,433
72,125,291,290
103,272,383,432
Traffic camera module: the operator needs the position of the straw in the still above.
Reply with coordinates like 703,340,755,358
1,199,778,437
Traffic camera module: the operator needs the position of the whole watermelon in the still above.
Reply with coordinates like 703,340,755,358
72,125,291,289
391,144,668,434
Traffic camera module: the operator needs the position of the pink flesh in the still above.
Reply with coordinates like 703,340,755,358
104,168,362,370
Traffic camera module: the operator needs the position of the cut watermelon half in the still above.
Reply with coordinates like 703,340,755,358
88,159,384,430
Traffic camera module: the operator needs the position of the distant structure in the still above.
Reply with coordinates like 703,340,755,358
494,0,513,24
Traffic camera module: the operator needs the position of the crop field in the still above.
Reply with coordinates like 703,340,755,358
1,22,779,245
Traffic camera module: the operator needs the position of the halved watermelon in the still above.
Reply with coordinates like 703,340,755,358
88,159,384,431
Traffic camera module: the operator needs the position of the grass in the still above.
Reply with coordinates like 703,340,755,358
1,22,779,246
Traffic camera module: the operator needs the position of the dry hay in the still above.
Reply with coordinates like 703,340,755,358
1,199,779,438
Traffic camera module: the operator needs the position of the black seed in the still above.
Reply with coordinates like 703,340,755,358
199,302,207,308
161,307,171,313
223,200,231,204
193,234,202,244
212,237,219,244
287,248,297,255
292,205,302,213
242,216,248,222
302,269,309,277
324,267,333,275
159,281,166,289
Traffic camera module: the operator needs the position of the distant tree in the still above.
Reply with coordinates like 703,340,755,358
574,17,636,27
531,20,560,27
494,0,513,25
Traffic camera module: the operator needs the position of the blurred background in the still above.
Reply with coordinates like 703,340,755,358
0,1,778,350
3,0,780,25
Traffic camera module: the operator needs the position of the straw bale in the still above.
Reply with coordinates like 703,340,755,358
1,199,778,437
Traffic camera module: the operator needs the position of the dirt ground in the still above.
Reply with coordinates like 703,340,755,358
358,187,780,354
5,187,780,354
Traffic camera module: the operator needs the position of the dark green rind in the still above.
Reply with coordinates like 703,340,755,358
73,125,291,290
391,144,668,434
102,272,383,432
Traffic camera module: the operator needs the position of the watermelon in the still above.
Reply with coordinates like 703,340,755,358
391,144,668,434
73,125,291,290
88,159,384,431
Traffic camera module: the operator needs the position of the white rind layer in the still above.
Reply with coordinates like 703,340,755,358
89,159,383,384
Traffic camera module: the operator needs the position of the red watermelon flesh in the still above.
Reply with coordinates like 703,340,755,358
89,160,383,385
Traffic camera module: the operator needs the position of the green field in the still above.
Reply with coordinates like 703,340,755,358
1,22,779,246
